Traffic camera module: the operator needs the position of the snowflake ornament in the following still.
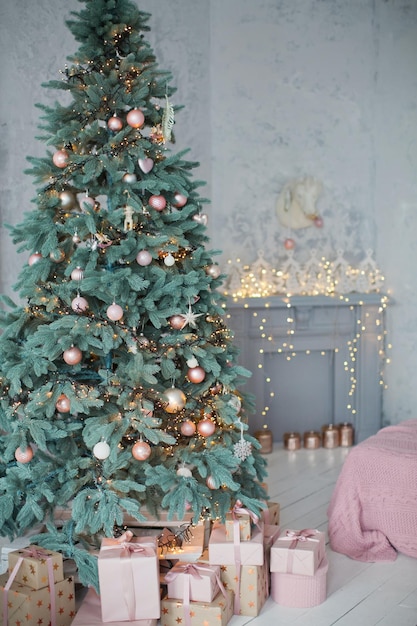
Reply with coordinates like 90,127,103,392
233,418,252,461
233,438,253,461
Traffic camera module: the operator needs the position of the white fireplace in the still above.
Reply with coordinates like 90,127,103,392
225,294,387,443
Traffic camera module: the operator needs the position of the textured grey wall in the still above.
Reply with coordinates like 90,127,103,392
1,0,417,424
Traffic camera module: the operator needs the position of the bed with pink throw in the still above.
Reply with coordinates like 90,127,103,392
327,419,417,562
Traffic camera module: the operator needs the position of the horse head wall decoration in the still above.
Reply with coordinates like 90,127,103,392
276,176,323,229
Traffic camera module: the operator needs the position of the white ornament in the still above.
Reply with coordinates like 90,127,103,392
176,466,192,478
179,302,204,329
186,357,199,368
124,205,135,231
93,440,110,460
233,438,253,461
164,253,175,267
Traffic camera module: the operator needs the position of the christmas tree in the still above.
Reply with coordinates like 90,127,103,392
0,0,267,589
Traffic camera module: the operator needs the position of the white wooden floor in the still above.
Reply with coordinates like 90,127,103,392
229,445,417,626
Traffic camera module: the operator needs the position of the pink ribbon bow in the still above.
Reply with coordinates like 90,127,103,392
165,563,226,626
284,529,318,573
3,546,56,626
230,501,260,615
231,500,259,526
101,531,156,620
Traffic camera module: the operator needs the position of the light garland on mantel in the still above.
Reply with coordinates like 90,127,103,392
222,248,385,299
222,248,390,428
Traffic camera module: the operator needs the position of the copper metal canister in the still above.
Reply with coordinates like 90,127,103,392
254,427,273,454
283,432,301,451
322,424,340,448
303,430,321,449
339,422,354,447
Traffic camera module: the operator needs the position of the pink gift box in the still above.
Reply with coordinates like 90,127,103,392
208,523,264,566
98,533,160,622
166,562,222,603
270,528,325,576
71,588,157,626
271,556,328,607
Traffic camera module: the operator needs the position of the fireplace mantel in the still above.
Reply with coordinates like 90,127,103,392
225,293,388,443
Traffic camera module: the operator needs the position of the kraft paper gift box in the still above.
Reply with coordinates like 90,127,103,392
0,537,32,575
260,501,280,526
270,528,325,576
208,523,264,566
165,561,222,603
263,524,281,553
161,588,234,626
71,587,157,626
0,572,75,626
219,561,269,617
98,532,160,622
7,544,64,590
225,501,258,542
271,555,329,608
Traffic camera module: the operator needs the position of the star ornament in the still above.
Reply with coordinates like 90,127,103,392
179,302,204,329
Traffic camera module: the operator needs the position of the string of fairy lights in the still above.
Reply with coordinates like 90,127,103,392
222,253,390,428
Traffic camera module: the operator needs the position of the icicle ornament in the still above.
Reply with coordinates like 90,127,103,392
162,94,175,143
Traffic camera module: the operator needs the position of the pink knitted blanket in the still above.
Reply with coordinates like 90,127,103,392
327,419,417,562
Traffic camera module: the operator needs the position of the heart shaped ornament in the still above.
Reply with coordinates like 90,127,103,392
193,213,208,226
138,157,154,174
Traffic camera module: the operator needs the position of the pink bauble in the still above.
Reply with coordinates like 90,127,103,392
180,420,197,436
210,383,222,396
93,441,110,460
284,238,295,250
138,157,154,173
15,446,34,464
79,195,95,210
169,315,185,330
132,440,151,461
197,418,216,437
206,475,217,490
314,216,324,228
187,366,206,384
205,264,221,279
71,295,89,313
63,346,82,365
107,303,124,321
28,252,42,266
71,266,84,281
162,387,187,413
123,172,137,184
173,193,187,208
136,250,152,266
52,149,69,168
149,195,167,211
126,108,145,128
107,115,123,131
56,394,71,413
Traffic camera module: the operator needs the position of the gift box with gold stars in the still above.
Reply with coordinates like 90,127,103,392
160,588,234,626
0,572,75,626
7,544,64,590
219,562,269,617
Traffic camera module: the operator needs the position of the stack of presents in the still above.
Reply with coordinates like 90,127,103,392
1,500,329,625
